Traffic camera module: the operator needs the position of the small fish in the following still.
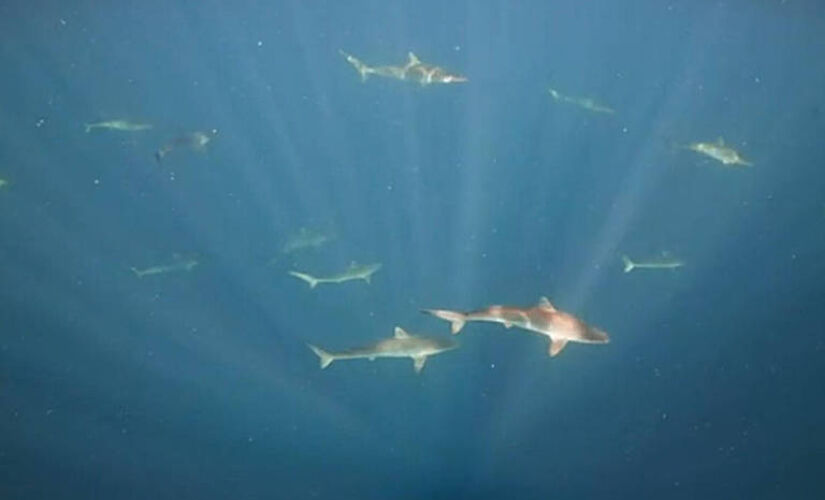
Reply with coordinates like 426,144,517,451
685,138,752,167
289,262,382,289
84,120,153,133
548,87,615,114
423,297,609,357
621,254,684,273
308,326,457,373
131,258,199,278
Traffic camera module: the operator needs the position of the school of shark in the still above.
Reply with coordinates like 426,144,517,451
56,46,762,376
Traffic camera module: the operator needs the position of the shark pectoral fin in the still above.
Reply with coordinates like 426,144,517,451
364,275,371,284
394,327,410,339
549,338,568,357
413,355,427,374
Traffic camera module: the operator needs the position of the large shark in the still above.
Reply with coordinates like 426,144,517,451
340,50,467,85
423,297,609,357
289,262,382,289
308,327,458,373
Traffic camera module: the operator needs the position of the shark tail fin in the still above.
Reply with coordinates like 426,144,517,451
130,267,143,278
621,255,635,273
422,309,467,335
84,124,92,133
308,344,334,369
339,50,371,82
289,271,319,289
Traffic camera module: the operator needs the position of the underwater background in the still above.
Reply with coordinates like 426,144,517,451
1,1,824,498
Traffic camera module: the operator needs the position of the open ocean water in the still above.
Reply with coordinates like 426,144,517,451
1,1,824,498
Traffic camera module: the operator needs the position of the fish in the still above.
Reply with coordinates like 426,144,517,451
0,178,7,189
130,258,199,278
548,87,615,114
621,254,684,273
308,326,458,373
685,138,753,167
155,130,213,163
422,297,609,357
288,262,382,289
84,120,153,133
340,50,467,86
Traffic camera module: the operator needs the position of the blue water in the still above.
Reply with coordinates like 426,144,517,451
1,1,824,498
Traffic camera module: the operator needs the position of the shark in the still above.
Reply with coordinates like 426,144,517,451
423,297,609,357
548,87,615,114
684,138,753,167
340,50,467,85
131,258,199,278
84,120,153,133
281,227,335,254
155,130,213,163
308,326,458,373
622,254,684,273
289,262,382,289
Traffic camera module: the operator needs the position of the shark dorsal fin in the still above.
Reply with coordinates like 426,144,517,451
394,327,410,339
407,52,421,66
538,296,556,312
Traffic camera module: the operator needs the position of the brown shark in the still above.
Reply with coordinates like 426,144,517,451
422,297,609,357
